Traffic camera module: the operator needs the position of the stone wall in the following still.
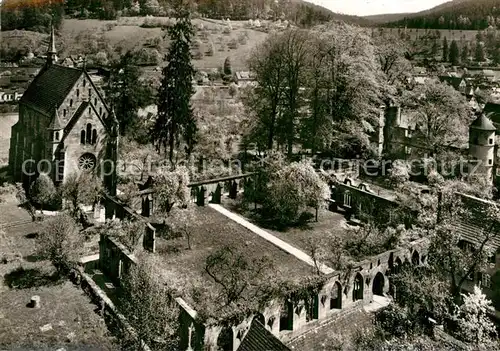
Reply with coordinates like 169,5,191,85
98,234,137,285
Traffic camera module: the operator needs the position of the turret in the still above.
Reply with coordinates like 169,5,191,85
47,108,63,154
47,108,64,182
469,113,496,183
46,25,58,66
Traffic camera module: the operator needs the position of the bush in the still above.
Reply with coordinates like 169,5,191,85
37,214,83,274
29,174,56,212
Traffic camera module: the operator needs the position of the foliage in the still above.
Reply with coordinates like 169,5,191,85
442,37,449,62
118,137,160,182
61,172,103,222
262,159,330,227
153,10,197,163
166,206,196,249
104,51,154,136
29,173,57,212
37,213,82,274
95,219,144,252
376,304,422,339
449,39,460,65
455,286,497,345
204,246,273,306
152,166,190,214
1,1,64,32
389,160,410,188
402,80,471,157
120,255,180,350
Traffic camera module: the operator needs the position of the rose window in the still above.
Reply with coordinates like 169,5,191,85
78,153,96,171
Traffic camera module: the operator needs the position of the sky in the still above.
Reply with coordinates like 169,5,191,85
309,0,451,17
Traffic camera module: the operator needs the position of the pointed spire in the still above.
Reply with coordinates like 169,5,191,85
46,23,57,66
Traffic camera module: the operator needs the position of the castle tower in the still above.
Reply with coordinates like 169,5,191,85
46,25,58,66
469,113,496,183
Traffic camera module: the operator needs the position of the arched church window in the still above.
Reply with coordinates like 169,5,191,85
89,89,91,97
70,99,73,107
81,130,86,144
99,107,102,115
83,79,86,87
63,109,67,117
55,131,59,141
94,98,97,106
76,89,80,98
92,129,97,145
86,123,92,144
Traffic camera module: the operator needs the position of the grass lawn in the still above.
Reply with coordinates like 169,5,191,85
0,281,118,350
151,206,314,306
220,196,352,259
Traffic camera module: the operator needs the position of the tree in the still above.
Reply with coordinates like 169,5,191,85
223,56,232,76
475,40,485,62
456,286,497,345
389,160,410,188
449,40,460,66
153,10,197,164
442,37,448,62
105,51,153,136
61,172,103,222
120,255,180,350
245,32,287,151
402,80,471,157
37,214,82,274
461,43,470,63
152,166,190,214
204,246,273,305
168,206,196,250
429,191,500,298
262,159,330,227
29,173,56,213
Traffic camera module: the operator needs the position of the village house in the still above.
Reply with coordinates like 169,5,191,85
8,27,118,193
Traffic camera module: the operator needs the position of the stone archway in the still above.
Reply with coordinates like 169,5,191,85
217,326,234,351
330,281,342,309
372,272,385,296
412,250,420,265
352,273,364,301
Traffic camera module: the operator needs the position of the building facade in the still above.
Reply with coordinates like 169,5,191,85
8,27,118,191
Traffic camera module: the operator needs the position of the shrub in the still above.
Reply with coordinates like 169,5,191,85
37,214,82,274
29,174,56,212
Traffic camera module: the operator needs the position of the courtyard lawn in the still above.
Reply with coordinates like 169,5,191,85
0,281,118,350
151,206,314,307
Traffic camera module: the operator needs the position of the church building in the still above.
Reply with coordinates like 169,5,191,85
8,26,118,195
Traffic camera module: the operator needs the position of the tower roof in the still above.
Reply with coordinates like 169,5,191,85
48,25,57,55
470,114,496,131
47,108,63,130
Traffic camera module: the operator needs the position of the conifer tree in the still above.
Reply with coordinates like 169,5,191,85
449,40,460,66
442,37,449,62
475,40,485,62
153,10,197,165
461,43,469,63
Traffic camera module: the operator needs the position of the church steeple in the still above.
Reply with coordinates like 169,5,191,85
46,25,58,66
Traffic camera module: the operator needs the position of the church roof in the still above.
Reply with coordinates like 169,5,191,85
47,108,63,130
470,113,496,131
20,64,83,116
237,320,290,351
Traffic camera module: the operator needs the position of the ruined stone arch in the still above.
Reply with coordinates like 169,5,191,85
352,273,364,301
217,326,234,351
330,281,342,309
372,271,385,296
412,250,420,265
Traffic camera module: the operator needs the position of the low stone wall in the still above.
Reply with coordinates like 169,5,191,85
98,234,137,286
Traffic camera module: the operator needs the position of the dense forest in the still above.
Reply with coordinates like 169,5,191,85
0,0,365,32
384,0,500,30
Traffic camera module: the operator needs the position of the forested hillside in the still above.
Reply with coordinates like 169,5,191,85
0,0,370,33
384,0,500,30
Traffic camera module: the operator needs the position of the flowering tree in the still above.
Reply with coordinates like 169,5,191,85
152,166,190,214
263,160,330,227
456,286,497,345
